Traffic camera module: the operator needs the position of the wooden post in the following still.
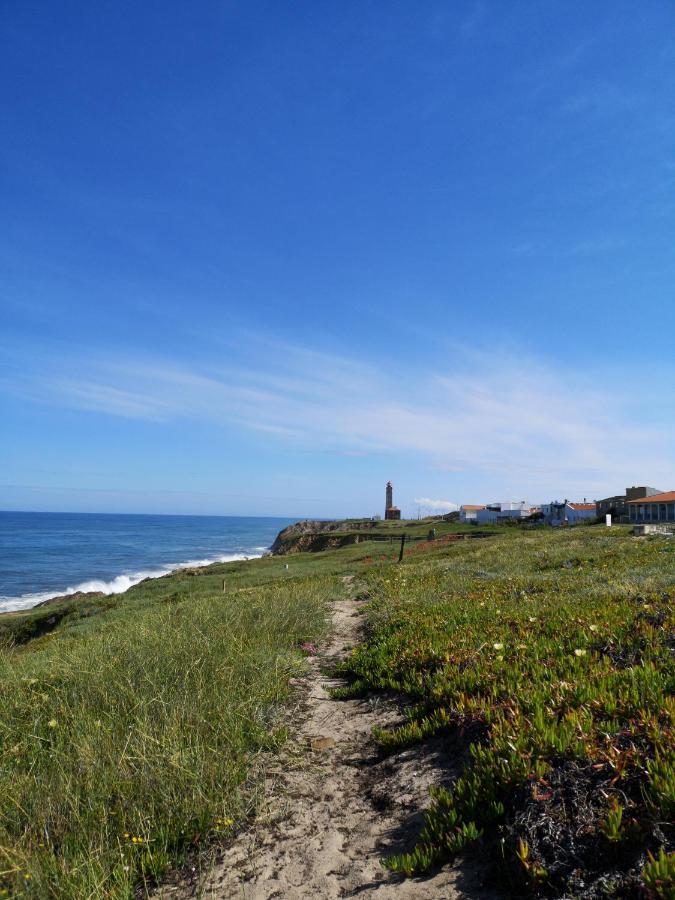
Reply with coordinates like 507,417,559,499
398,534,405,562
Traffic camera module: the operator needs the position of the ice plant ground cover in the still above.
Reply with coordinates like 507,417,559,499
335,527,674,897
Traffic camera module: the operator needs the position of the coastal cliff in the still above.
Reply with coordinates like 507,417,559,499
270,514,464,555
270,519,373,555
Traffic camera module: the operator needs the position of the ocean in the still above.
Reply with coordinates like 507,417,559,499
0,511,295,614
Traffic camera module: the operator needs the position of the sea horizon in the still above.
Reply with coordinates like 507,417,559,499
0,510,299,614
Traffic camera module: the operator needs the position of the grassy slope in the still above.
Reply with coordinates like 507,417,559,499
0,525,672,897
0,549,369,898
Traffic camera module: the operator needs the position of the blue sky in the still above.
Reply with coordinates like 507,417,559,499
1,0,674,518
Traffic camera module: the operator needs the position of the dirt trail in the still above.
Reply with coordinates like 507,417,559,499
159,578,492,899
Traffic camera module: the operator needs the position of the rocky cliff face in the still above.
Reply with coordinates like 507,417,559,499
270,519,373,555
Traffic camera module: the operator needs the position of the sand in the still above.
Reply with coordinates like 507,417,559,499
157,577,494,899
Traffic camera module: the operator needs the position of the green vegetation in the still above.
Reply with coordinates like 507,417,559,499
0,556,344,897
269,514,499,554
1,523,672,897
336,526,674,896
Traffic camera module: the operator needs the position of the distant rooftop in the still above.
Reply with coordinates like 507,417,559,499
627,491,675,504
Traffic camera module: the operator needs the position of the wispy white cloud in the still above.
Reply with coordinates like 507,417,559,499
3,337,674,500
414,497,459,512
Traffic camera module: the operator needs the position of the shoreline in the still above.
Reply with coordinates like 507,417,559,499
0,549,268,616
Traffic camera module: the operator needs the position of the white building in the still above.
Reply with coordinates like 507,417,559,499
475,501,532,525
541,501,596,526
459,504,485,523
567,502,596,524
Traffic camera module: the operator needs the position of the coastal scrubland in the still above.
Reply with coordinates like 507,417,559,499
0,522,673,898
336,526,674,897
0,557,342,898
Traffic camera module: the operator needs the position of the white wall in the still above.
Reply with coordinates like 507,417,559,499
476,501,531,524
567,506,596,525
476,508,498,524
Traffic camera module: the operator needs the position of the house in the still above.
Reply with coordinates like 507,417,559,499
459,504,485,523
567,502,597,525
475,501,532,525
475,504,500,524
627,491,675,524
540,502,566,525
596,486,662,523
541,500,597,526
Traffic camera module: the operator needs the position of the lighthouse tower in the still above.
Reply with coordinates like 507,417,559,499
384,481,401,520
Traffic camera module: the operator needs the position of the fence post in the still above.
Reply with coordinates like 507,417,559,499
398,534,406,562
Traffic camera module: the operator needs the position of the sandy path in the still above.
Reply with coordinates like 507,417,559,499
158,578,492,899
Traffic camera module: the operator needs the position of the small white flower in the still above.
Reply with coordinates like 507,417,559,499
493,642,504,651
574,648,587,657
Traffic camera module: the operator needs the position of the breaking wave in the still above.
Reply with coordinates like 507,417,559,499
0,552,262,615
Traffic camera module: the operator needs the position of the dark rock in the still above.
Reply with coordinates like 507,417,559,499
35,591,106,608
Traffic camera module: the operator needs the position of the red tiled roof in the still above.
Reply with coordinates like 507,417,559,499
461,504,485,510
569,503,595,510
626,491,675,504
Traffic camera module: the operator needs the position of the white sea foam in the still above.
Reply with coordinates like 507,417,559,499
0,552,262,615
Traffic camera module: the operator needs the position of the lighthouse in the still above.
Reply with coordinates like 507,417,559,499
384,481,401,520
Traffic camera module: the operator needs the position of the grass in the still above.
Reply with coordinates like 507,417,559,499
334,525,674,897
0,563,340,897
1,523,673,897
